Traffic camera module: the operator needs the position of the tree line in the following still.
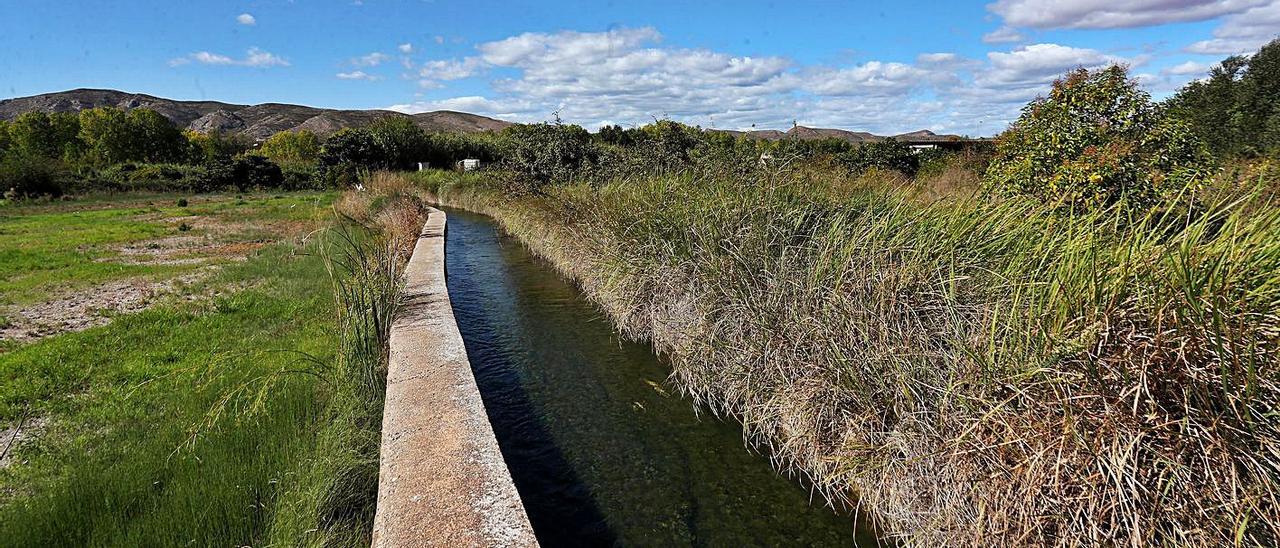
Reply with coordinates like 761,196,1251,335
2,37,1277,200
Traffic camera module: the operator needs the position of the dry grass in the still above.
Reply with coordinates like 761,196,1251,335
410,165,1280,547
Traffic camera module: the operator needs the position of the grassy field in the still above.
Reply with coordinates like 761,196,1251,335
407,167,1280,547
0,193,327,305
0,191,396,547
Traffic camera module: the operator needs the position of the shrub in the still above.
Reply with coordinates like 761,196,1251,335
985,65,1209,208
199,155,284,192
0,154,69,197
837,138,918,176
500,122,596,191
177,198,188,207
279,163,323,190
96,162,209,192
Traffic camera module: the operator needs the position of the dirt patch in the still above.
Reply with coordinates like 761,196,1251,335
106,235,217,265
0,415,49,470
0,272,209,342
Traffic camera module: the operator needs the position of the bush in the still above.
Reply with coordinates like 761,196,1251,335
0,154,69,197
199,155,284,192
985,65,1209,208
837,138,918,176
280,163,324,190
500,122,596,191
95,162,209,192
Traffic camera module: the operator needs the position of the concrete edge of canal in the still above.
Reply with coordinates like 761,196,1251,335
372,206,539,548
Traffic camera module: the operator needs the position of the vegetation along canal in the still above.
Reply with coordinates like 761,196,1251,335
443,208,878,547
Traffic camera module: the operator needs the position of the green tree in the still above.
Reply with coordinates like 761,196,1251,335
184,129,250,164
985,65,1208,208
8,111,81,160
126,108,185,163
258,130,321,166
0,120,10,156
1167,38,1280,156
319,127,382,170
368,116,427,170
500,122,596,189
77,107,133,165
837,138,918,175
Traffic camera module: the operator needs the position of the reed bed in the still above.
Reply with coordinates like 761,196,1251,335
407,166,1279,547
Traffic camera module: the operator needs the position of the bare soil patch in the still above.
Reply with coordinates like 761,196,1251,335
0,273,207,342
0,415,49,471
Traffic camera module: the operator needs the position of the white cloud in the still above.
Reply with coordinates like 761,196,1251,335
1167,60,1211,74
170,47,288,68
987,0,1268,29
433,35,445,45
983,26,1025,43
351,52,391,67
982,43,1125,87
236,13,256,25
385,28,1153,136
805,61,928,96
337,70,382,81
1185,0,1280,53
398,43,414,54
418,57,486,81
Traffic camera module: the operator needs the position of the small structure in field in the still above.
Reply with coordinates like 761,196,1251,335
456,159,481,171
417,162,429,171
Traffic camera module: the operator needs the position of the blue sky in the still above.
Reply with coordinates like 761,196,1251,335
3,1,1278,135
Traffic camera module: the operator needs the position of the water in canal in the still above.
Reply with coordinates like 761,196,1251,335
443,208,876,547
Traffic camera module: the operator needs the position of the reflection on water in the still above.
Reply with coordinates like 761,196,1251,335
444,208,875,547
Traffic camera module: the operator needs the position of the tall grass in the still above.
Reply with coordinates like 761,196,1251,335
409,166,1279,547
263,195,413,545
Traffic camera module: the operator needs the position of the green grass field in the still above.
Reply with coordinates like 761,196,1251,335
0,192,332,306
0,191,388,547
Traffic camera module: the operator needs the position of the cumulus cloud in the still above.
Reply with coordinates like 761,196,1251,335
398,43,414,54
418,57,486,81
169,47,288,68
805,62,928,96
385,27,1147,135
337,70,382,81
1186,0,1280,53
351,52,391,67
1167,60,1212,74
236,13,256,25
983,26,1025,43
982,43,1125,88
987,0,1268,29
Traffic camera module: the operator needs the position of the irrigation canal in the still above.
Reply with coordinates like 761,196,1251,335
443,208,879,547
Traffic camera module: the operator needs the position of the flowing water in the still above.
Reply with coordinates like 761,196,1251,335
444,208,877,547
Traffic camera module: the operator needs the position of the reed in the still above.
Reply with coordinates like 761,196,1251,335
408,165,1280,547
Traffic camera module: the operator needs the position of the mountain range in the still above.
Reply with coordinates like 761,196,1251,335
0,88,964,143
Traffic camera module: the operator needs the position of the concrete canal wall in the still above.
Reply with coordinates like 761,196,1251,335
372,207,537,548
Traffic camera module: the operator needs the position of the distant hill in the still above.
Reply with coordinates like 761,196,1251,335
0,88,967,143
713,125,965,144
0,88,512,140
